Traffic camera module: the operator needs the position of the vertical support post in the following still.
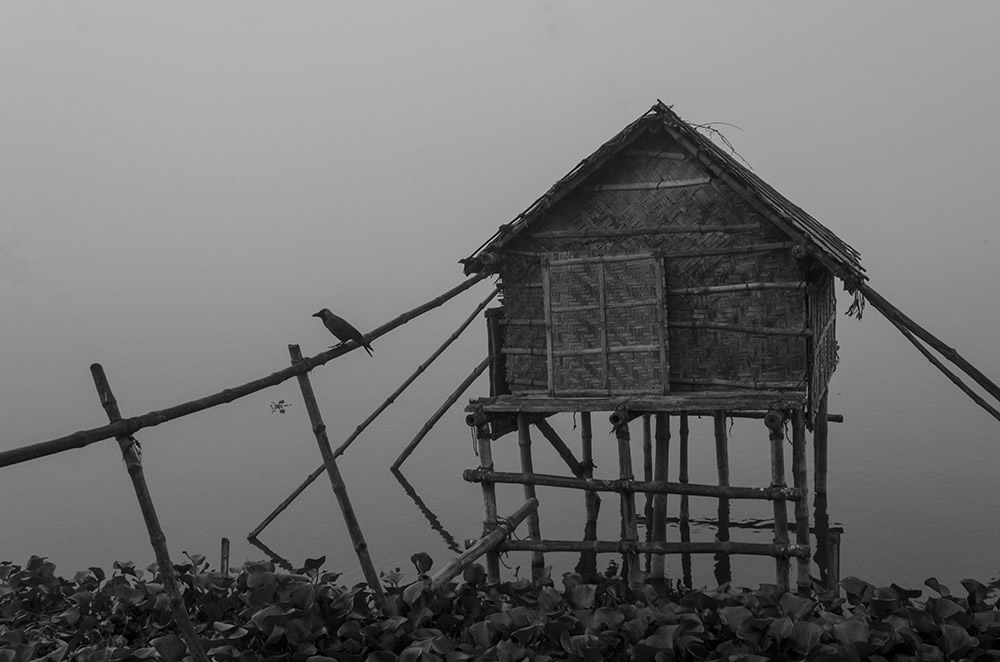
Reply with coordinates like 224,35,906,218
89,365,209,662
828,529,842,588
642,414,653,572
713,411,732,586
650,414,670,579
613,407,641,584
289,345,386,606
476,423,501,584
814,390,829,496
576,411,600,577
517,413,545,579
221,537,230,576
765,410,791,593
679,412,692,587
813,391,832,587
791,409,811,595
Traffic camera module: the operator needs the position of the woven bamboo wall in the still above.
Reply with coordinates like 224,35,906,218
808,269,838,420
498,124,815,396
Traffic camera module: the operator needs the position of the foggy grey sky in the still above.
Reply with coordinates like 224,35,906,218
2,3,999,581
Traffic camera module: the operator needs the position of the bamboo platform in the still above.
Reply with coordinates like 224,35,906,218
466,391,806,414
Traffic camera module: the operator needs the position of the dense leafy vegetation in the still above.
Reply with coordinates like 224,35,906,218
2,553,999,661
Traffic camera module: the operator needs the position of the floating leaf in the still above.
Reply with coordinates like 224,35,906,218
568,584,596,609
150,634,186,662
462,563,486,587
790,620,823,653
402,581,427,606
780,593,815,619
924,577,950,597
410,553,433,576
719,605,752,633
832,619,870,646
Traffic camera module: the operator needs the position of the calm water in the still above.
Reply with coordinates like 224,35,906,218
2,288,999,593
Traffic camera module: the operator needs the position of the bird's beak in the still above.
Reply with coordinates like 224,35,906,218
311,311,322,318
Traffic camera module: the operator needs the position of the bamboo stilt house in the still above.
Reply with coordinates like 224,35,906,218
462,101,865,422
460,101,868,589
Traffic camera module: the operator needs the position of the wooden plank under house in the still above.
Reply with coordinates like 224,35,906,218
460,101,866,592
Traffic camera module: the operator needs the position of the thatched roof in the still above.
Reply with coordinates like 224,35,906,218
462,101,866,287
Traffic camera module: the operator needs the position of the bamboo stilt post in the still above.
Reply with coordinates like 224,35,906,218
713,411,732,586
249,289,498,538
476,424,501,583
89,365,209,662
766,410,791,593
517,414,545,579
791,409,810,595
2,273,489,471
288,344,385,606
642,415,653,539
532,417,584,477
221,537,230,576
679,412,691,587
392,357,490,469
576,411,599,577
613,407,641,584
429,498,538,593
650,414,670,579
814,390,829,497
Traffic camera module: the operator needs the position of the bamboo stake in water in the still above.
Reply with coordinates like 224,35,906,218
791,409,811,595
288,344,385,607
475,424,501,584
576,411,599,577
766,412,791,593
249,288,498,538
613,408,641,584
679,413,691,587
650,414,669,579
220,538,230,576
713,411,732,586
90,364,209,662
429,498,538,593
392,357,490,470
517,414,545,579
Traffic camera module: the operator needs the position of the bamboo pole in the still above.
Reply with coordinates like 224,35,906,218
90,365,209,662
713,411,732,586
392,357,490,469
576,411,599,577
517,414,545,579
814,391,830,496
249,288,497,538
500,539,810,558
390,468,462,554
861,282,1000,405
246,536,295,572
476,424,501,584
650,414,670,578
613,409,641,584
679,413,691,587
888,316,1000,423
0,274,488,470
766,412,791,593
813,391,832,589
791,409,811,595
642,415,653,552
288,344,385,607
531,417,584,477
429,498,538,593
463,468,805,500
220,538,230,576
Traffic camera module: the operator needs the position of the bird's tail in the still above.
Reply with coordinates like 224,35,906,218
363,343,374,357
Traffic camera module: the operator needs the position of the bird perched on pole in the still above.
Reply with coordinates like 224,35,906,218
312,309,374,356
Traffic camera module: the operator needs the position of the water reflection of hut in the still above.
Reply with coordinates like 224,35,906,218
461,102,864,593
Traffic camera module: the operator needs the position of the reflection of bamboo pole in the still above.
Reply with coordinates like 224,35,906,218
767,412,791,594
390,468,462,554
246,536,295,572
476,425,501,584
791,409,811,595
90,365,209,662
0,274,488,469
517,414,545,579
289,344,385,607
392,357,489,469
650,414,669,578
249,288,498,538
429,498,538,593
